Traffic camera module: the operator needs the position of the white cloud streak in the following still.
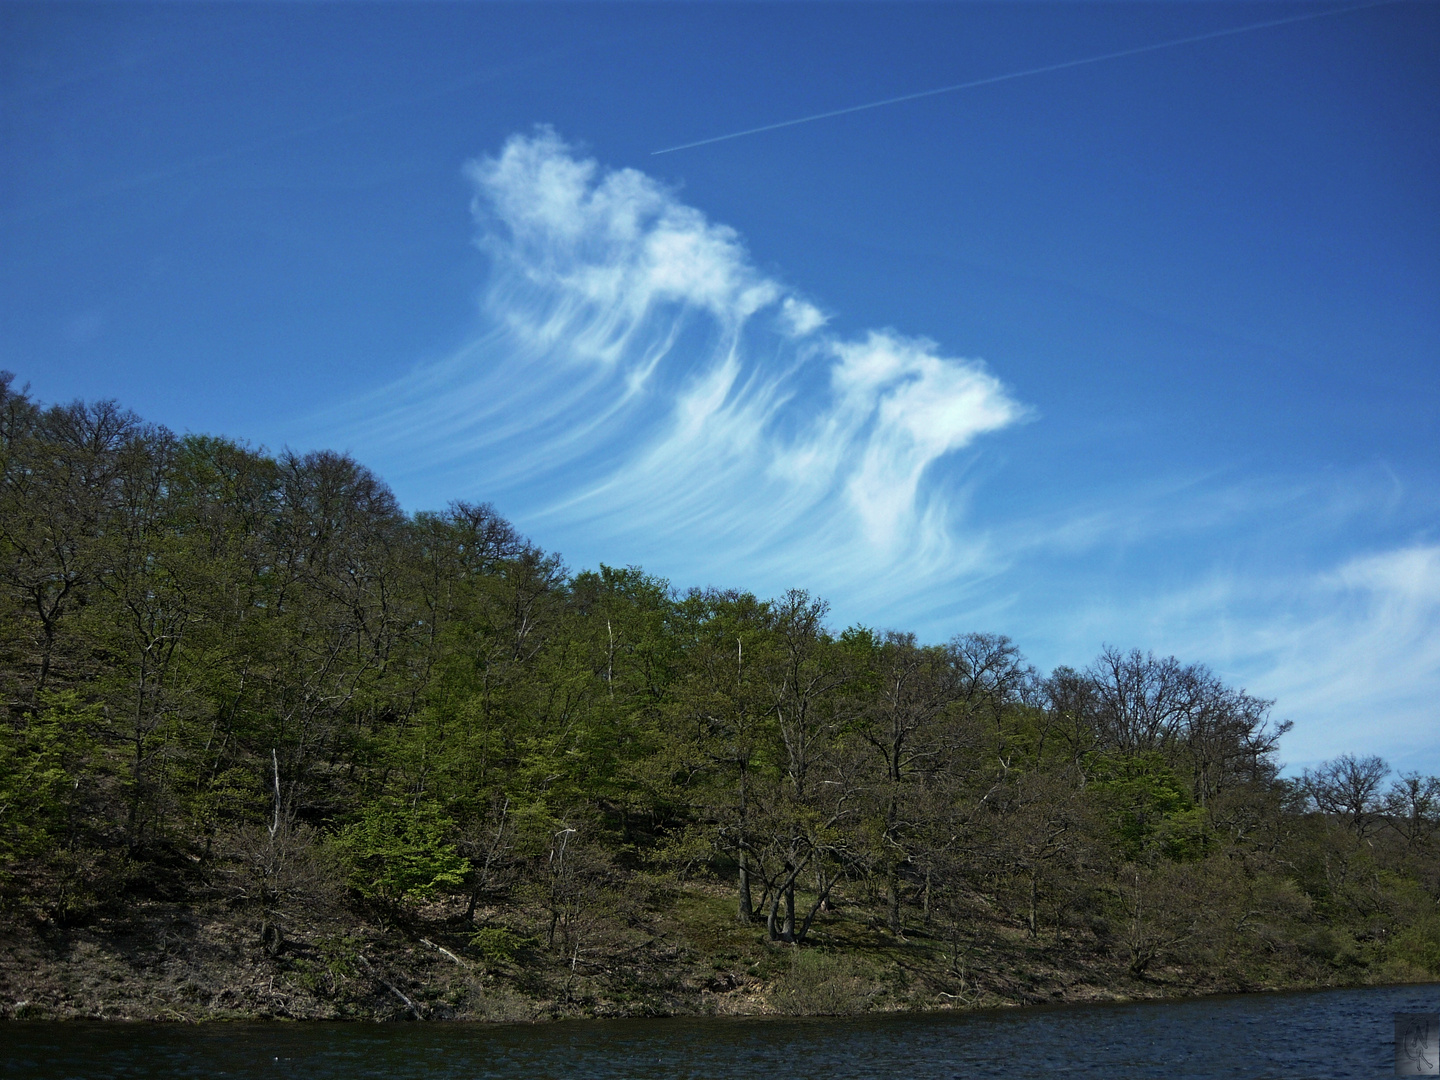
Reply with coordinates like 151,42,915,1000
311,128,1438,772
1251,545,1440,768
1028,537,1440,773
323,128,1025,600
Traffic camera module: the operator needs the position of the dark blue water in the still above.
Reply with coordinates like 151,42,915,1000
4,983,1436,1079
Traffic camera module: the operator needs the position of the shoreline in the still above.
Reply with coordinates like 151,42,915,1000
4,892,1428,1025
6,978,1433,1024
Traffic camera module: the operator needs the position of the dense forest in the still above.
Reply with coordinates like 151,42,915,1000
1,371,1437,1020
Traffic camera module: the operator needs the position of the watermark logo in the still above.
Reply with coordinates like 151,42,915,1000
1397,1013,1440,1076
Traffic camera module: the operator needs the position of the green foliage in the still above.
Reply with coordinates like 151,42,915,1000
0,690,102,864
1,374,1437,1005
469,926,532,964
1389,914,1440,976
334,800,470,905
1087,751,1208,860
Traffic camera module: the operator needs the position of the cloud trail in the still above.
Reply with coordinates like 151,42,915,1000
1240,545,1440,767
651,1,1397,155
1005,485,1440,770
315,129,1440,770
321,129,1025,602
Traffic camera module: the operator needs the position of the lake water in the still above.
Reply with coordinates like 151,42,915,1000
4,983,1437,1079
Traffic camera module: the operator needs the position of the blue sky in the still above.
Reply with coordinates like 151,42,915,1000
3,2,1437,771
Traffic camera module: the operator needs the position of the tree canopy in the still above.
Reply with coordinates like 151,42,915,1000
2,371,1436,1017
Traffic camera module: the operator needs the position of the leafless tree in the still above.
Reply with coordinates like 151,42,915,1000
1383,772,1440,851
1302,754,1390,840
1086,647,1201,755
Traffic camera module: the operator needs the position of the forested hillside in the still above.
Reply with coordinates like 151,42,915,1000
2,372,1437,1020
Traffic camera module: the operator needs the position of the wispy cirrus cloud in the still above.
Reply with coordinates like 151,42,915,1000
312,128,1438,771
322,127,1025,599
1027,535,1440,772
1242,544,1440,768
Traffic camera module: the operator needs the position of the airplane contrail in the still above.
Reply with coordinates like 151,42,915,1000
652,1,1399,155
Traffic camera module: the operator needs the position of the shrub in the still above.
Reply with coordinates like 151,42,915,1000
770,949,874,1015
334,799,469,906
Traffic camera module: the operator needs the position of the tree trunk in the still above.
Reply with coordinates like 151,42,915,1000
737,765,753,923
781,879,796,942
796,871,838,943
737,848,753,923
1028,868,1038,938
887,870,902,937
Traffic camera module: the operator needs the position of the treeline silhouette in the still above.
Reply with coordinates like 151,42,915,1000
2,372,1436,1012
